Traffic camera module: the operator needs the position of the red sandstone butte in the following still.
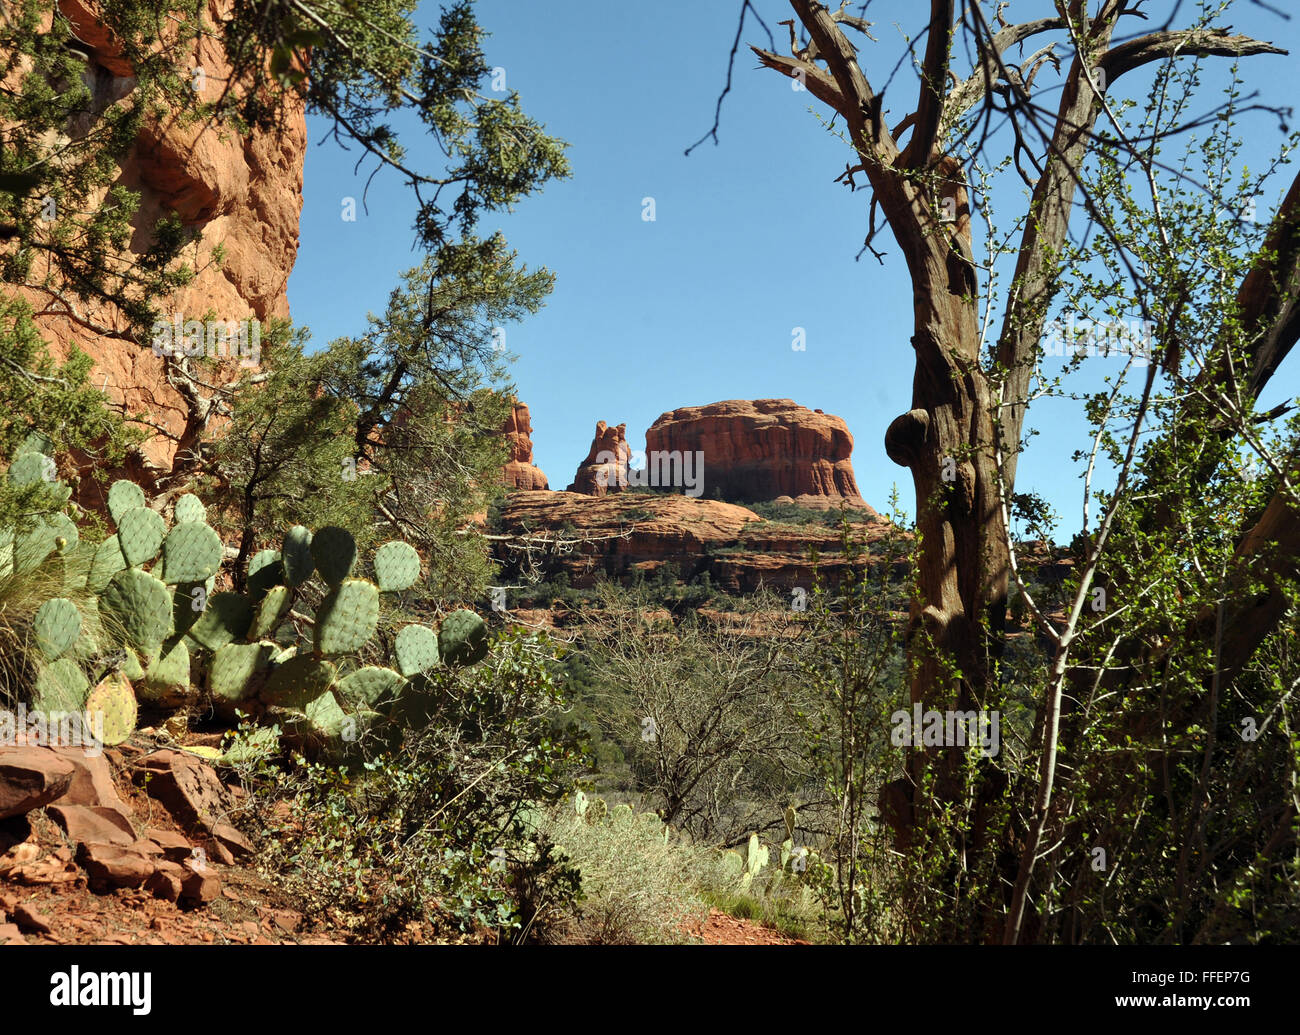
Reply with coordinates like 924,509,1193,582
645,399,873,511
501,401,549,491
567,420,632,496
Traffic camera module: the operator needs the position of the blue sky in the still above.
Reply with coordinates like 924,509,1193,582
287,1,1299,535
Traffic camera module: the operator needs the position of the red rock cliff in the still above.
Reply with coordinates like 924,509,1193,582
501,401,548,491
13,1,306,487
645,399,872,511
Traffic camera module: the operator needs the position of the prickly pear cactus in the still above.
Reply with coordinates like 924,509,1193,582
173,493,206,524
158,520,223,584
394,624,440,676
314,578,380,655
84,673,138,746
99,568,173,652
281,525,314,587
116,506,166,567
310,526,356,589
33,597,81,660
438,609,489,667
373,540,420,593
32,657,90,713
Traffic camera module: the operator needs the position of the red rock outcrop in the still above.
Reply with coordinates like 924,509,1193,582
501,401,549,490
10,1,306,486
567,420,631,496
492,490,895,594
645,400,873,512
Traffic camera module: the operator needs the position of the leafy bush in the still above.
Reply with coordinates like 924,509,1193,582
235,627,588,942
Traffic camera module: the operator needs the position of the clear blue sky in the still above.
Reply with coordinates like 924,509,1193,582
287,1,1299,535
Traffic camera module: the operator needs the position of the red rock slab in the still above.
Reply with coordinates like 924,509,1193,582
0,747,76,820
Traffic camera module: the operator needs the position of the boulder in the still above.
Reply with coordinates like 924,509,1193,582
46,804,137,847
75,842,156,892
0,748,75,820
132,750,232,837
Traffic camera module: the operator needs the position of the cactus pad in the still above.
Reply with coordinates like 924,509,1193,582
107,479,145,526
438,609,489,667
16,431,54,458
84,673,137,746
261,655,338,709
282,525,314,587
315,578,379,655
88,535,127,593
337,665,405,709
310,526,356,588
248,583,292,640
373,540,420,593
14,513,75,574
116,506,165,567
209,641,275,702
138,637,191,704
246,549,284,602
33,597,81,660
173,493,206,524
7,450,55,487
394,624,440,676
32,658,90,714
186,591,253,651
159,521,223,584
99,568,173,652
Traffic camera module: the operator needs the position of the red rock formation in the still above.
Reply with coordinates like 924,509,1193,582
567,420,631,496
645,399,873,511
501,401,549,490
492,490,894,593
11,1,306,487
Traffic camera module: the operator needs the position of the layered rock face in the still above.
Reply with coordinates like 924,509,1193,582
645,399,872,511
15,1,306,483
493,491,895,593
567,420,631,496
500,401,549,491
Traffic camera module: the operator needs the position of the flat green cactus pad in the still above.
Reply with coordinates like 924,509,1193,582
438,609,489,667
314,578,380,655
14,513,76,575
99,568,173,652
16,431,54,458
171,580,214,638
107,480,146,526
373,540,420,593
84,673,137,746
33,597,81,660
209,641,276,702
337,665,405,709
187,591,253,651
88,535,127,593
394,624,440,676
32,657,90,714
7,450,56,487
117,506,166,567
261,655,338,710
310,526,356,588
248,583,292,640
173,493,206,524
159,521,223,584
138,637,191,703
246,549,284,603
282,525,314,587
